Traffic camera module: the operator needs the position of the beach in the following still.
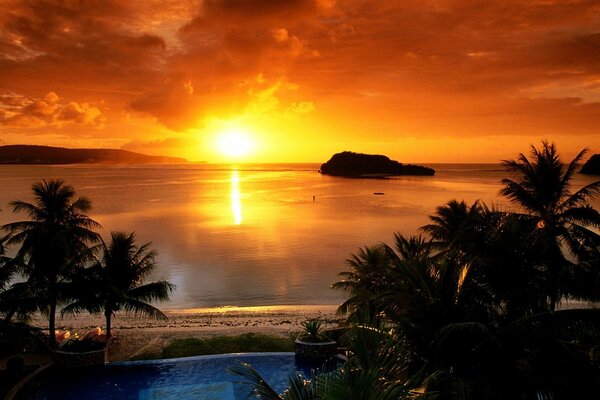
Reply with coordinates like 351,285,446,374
30,305,341,361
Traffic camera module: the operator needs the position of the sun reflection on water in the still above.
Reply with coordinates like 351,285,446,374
231,170,242,225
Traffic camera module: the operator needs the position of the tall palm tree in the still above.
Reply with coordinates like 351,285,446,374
63,231,175,341
500,141,600,309
1,180,100,346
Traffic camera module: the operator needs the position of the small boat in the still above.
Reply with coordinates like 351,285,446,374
373,192,385,195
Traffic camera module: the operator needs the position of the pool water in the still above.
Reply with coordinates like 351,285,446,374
29,353,315,400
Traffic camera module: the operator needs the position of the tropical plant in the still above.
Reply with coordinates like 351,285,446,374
326,143,600,399
331,244,394,325
333,234,478,377
300,319,325,342
423,200,554,321
500,141,600,309
62,231,174,341
0,180,100,346
230,326,419,400
0,231,15,302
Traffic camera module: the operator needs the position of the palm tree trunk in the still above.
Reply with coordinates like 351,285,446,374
49,301,57,348
105,309,112,342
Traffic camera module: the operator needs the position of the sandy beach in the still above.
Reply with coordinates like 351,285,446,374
29,305,341,361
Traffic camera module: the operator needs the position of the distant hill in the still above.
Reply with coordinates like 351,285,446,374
581,154,600,175
320,151,435,177
0,145,187,165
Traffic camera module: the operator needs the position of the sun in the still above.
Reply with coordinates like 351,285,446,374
216,128,254,159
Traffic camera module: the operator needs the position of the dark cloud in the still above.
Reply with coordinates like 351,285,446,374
0,0,599,156
181,0,331,31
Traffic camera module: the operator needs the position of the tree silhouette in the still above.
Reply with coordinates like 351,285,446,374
63,231,174,341
1,180,100,346
500,141,600,309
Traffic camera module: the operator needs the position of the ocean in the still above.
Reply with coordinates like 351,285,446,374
0,163,598,308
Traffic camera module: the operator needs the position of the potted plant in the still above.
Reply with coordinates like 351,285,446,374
294,319,338,362
52,329,107,367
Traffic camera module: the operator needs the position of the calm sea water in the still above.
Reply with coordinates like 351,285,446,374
0,163,598,308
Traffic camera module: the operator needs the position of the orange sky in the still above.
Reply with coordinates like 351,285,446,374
0,0,599,163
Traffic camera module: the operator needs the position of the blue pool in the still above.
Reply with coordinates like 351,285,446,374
28,353,315,399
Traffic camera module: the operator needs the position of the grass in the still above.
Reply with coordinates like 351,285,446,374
160,333,295,359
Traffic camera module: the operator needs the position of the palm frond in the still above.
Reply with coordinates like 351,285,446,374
229,361,282,400
559,148,587,199
119,297,168,320
127,281,175,303
560,180,600,211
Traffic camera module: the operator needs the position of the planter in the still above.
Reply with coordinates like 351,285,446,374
294,337,338,362
52,348,106,368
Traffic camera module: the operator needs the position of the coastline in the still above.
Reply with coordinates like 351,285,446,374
29,305,342,361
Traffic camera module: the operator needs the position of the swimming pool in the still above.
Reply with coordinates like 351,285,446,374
28,352,314,400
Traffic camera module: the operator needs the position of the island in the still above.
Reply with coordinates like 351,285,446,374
0,145,187,165
580,154,600,175
319,151,435,177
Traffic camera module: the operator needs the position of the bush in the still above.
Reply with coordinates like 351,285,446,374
161,333,294,359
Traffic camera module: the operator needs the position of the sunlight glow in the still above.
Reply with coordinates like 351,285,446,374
216,127,254,159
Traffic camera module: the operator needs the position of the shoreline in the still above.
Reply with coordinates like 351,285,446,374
28,304,342,361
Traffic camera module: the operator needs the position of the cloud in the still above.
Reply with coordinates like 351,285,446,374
1,0,600,156
181,0,333,31
285,101,315,116
0,92,104,128
129,77,200,130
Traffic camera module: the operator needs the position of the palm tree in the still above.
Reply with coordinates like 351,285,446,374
1,180,100,346
333,234,480,383
0,231,14,295
500,141,600,309
63,231,175,341
331,244,394,325
421,200,496,257
422,200,551,320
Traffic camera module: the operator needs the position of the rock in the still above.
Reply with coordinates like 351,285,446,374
320,151,434,177
581,154,600,175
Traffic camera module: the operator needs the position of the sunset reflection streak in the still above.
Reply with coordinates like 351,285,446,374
231,170,242,225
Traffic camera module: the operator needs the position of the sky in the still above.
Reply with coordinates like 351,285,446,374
0,0,599,163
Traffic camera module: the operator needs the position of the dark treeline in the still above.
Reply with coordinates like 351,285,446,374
0,144,186,164
237,141,600,399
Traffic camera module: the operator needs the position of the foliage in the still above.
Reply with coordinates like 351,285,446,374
0,179,100,346
230,326,421,400
0,320,49,358
326,141,600,399
61,231,174,341
299,319,332,343
500,141,600,309
161,333,294,359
